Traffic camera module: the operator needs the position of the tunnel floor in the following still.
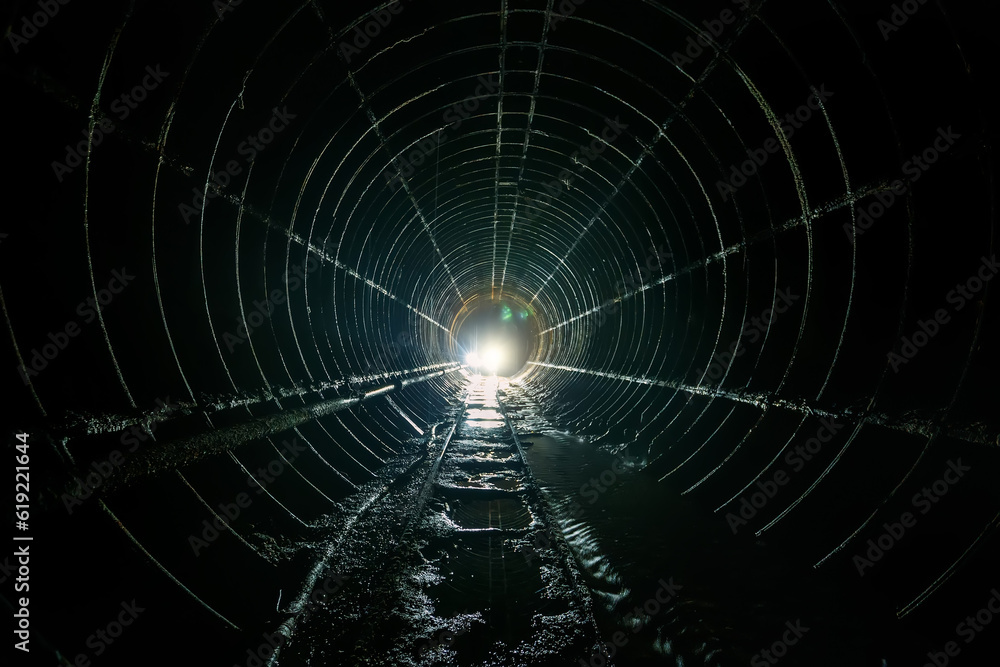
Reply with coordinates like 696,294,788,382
282,375,602,666
259,375,896,666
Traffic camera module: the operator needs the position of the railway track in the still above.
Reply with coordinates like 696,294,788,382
277,373,604,666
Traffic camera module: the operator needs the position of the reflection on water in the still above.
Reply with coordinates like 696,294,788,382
466,408,504,421
521,432,893,666
463,420,505,429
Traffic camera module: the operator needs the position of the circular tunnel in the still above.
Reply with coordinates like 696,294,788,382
3,0,999,665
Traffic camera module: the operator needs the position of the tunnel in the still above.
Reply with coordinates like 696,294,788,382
2,0,999,665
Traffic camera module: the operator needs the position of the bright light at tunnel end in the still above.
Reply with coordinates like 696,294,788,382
465,346,506,374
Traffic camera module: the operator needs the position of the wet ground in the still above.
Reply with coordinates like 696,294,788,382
278,375,896,666
282,375,602,666
505,381,897,666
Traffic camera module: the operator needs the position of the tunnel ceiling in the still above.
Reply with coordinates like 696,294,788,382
2,0,999,664
6,0,997,416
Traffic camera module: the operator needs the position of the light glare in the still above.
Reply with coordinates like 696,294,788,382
484,346,502,373
466,346,505,374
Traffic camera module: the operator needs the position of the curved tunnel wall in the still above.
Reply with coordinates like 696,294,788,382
2,0,998,664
